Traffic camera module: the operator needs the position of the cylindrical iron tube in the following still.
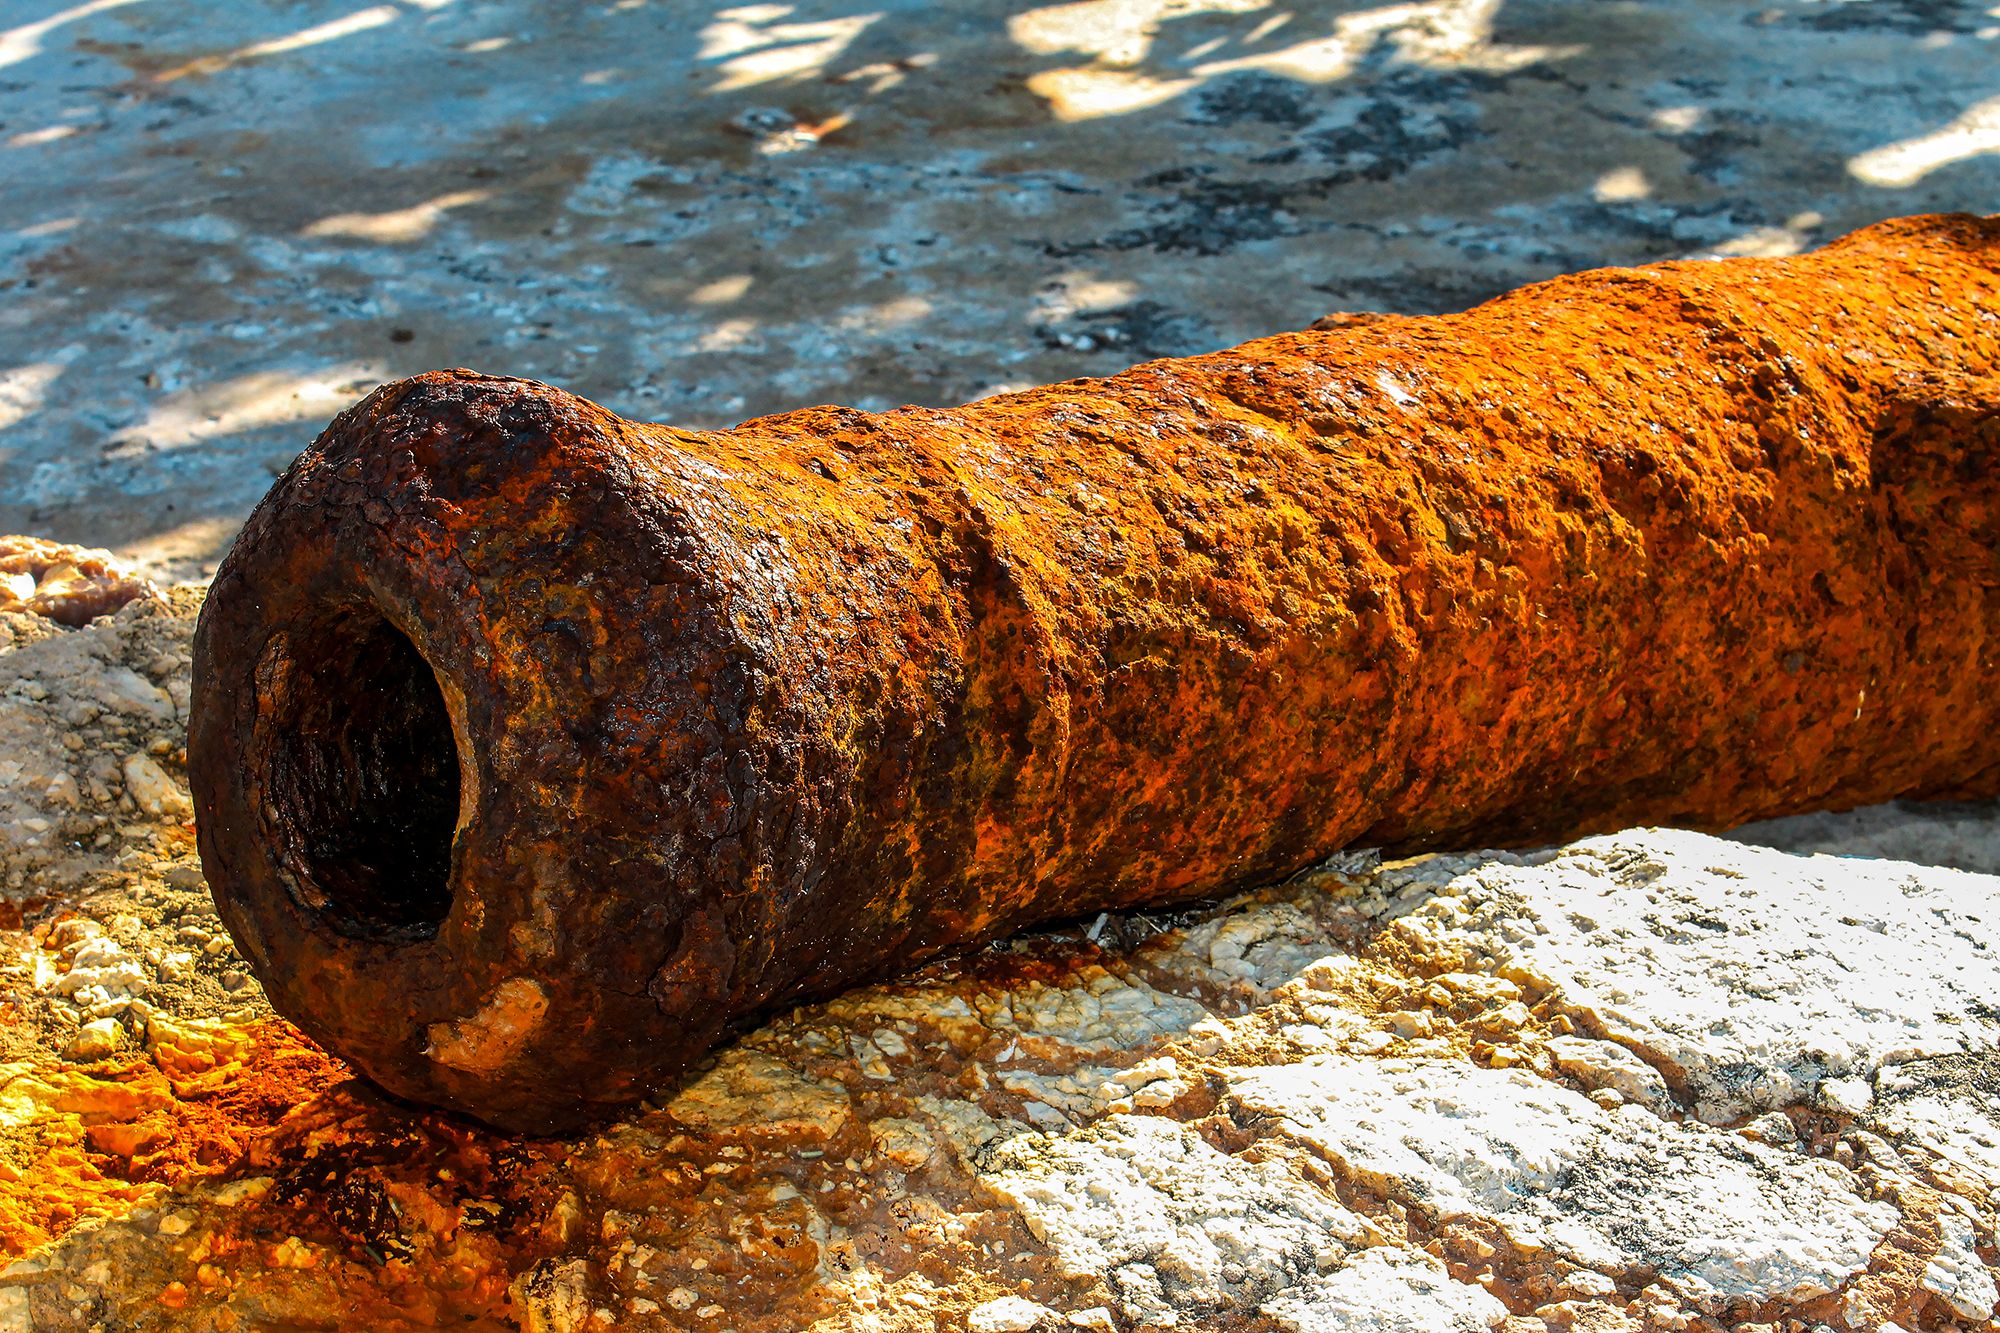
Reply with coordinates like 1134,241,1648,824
191,214,2000,1132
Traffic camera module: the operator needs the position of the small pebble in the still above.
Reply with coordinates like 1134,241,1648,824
64,1017,121,1061
1820,1077,1874,1116
968,1295,1051,1333
1741,1112,1798,1146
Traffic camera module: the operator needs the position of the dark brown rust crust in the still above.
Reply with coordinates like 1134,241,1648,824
191,214,2000,1132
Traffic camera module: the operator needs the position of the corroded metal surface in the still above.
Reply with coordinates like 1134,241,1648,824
189,214,2000,1132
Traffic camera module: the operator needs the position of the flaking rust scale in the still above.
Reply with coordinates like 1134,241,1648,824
189,214,2000,1133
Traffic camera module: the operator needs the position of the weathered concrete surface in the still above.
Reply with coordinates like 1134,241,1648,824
2,590,2000,1329
1,0,1998,580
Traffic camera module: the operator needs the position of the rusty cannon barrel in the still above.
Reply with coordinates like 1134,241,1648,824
189,214,2000,1132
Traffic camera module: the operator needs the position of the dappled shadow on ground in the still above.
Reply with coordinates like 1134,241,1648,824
0,0,1995,573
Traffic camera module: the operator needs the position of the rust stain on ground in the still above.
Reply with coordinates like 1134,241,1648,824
0,1018,345,1257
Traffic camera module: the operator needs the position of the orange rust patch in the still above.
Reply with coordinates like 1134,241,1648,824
0,1018,345,1257
105,1018,347,1184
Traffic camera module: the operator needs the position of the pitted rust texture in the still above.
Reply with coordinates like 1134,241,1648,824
189,214,2000,1132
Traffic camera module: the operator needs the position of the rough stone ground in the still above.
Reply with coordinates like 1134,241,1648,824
2,589,1999,1332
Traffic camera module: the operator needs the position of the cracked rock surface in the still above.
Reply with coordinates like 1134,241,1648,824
1230,1057,1894,1312
1375,836,2000,1123
0,589,1997,1331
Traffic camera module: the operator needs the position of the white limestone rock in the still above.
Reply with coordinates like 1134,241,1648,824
120,753,190,820
0,589,196,900
866,1116,937,1169
1146,900,1343,996
664,1049,851,1140
981,1114,1506,1332
1378,830,2000,1120
966,1295,1052,1332
1731,800,2000,875
998,1054,1191,1125
511,1257,592,1333
1230,1056,1896,1313
63,1016,121,1062
1920,1207,1997,1322
45,931,149,1014
916,1093,1018,1166
971,965,1212,1054
1545,1035,1678,1113
1870,1054,2000,1201
1257,1245,1511,1333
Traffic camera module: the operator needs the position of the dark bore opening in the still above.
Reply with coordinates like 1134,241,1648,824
261,612,461,941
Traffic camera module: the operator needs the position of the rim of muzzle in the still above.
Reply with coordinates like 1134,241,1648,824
190,372,746,1132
